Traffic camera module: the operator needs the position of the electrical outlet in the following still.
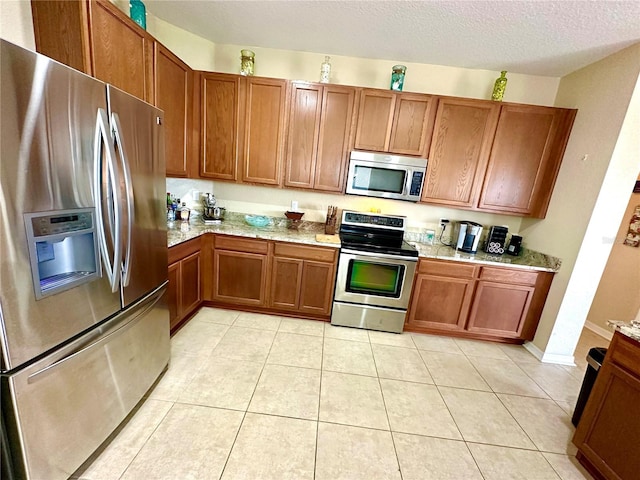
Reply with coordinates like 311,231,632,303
439,218,449,227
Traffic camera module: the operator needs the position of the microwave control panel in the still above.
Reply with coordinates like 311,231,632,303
409,171,424,196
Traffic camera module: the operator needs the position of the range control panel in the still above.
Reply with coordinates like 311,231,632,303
29,209,94,237
343,211,406,230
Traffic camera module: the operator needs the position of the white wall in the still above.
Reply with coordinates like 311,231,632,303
520,43,640,363
210,44,560,106
0,0,35,48
587,188,640,335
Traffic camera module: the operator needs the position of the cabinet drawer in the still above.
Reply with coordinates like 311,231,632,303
214,235,269,254
274,242,336,262
418,259,477,279
168,236,201,264
610,332,640,377
479,267,538,286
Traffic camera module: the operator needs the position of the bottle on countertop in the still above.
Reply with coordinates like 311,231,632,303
179,202,190,222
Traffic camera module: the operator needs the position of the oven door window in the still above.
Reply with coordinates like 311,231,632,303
353,165,406,194
346,260,405,298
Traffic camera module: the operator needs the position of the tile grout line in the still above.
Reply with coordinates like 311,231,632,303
217,313,279,480
370,335,405,480
313,323,327,480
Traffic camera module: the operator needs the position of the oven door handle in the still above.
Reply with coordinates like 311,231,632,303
340,248,419,263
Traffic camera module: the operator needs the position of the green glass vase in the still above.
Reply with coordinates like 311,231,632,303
492,71,508,101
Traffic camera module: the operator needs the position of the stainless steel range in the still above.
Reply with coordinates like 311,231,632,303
331,211,419,333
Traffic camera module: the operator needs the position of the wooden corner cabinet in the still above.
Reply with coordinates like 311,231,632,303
354,89,435,157
155,44,194,177
478,104,577,217
285,82,357,192
573,331,640,480
168,237,202,332
406,258,554,343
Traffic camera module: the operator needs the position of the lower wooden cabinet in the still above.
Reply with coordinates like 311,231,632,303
209,236,337,318
406,260,477,332
168,237,202,332
405,258,554,342
573,331,640,480
212,236,270,306
269,243,337,316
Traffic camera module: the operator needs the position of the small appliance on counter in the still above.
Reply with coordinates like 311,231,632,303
454,221,483,254
484,225,509,255
506,234,523,256
201,193,225,224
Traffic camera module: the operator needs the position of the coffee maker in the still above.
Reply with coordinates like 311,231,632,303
455,221,483,254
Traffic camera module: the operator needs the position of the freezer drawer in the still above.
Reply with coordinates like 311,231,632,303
2,285,169,480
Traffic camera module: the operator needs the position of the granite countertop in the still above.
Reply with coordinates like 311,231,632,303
167,212,339,249
168,212,561,272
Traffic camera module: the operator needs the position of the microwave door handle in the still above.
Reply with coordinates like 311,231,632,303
93,108,121,293
404,169,412,196
111,112,134,288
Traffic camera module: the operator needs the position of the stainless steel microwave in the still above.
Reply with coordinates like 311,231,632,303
345,151,427,202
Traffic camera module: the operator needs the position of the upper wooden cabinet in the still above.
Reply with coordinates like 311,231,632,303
200,72,242,180
478,104,576,217
422,98,500,208
155,44,194,177
285,82,356,192
354,89,435,156
32,0,154,103
241,77,288,186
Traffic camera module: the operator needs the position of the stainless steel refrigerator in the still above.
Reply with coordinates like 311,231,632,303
0,40,170,480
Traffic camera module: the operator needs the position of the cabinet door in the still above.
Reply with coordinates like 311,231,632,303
242,77,287,186
315,85,357,192
285,83,322,189
270,257,304,310
213,250,268,306
406,274,475,331
478,105,575,217
167,261,180,331
201,73,241,180
88,0,154,103
31,0,92,73
389,93,434,156
573,362,640,480
155,43,193,177
180,251,201,316
467,281,534,337
354,89,395,152
423,98,500,207
299,261,336,315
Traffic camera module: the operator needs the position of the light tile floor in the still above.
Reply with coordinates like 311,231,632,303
74,307,610,480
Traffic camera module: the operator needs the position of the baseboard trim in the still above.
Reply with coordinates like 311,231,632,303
523,341,576,366
583,321,614,341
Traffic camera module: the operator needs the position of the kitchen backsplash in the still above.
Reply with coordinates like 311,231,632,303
166,177,523,241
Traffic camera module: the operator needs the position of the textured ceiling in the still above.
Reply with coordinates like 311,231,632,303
146,0,640,77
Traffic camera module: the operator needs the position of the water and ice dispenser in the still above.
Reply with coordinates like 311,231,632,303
24,209,100,299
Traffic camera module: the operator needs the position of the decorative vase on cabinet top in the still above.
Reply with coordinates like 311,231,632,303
492,71,508,101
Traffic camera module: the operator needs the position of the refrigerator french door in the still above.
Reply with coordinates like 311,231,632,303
0,39,169,480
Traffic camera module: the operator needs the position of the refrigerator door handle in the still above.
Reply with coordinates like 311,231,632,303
111,112,135,288
27,283,167,384
94,108,122,293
